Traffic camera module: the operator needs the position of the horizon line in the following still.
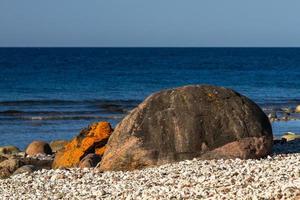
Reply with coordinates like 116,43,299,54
0,46,300,48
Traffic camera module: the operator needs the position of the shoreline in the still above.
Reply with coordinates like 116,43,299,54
0,99,300,149
1,140,300,199
0,142,299,199
1,94,299,199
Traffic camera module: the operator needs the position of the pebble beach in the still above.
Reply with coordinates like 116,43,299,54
1,151,299,199
1,48,300,200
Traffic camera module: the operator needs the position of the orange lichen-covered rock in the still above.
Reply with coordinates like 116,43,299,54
52,122,113,169
95,147,106,155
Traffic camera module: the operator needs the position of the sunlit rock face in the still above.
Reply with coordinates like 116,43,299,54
52,122,113,169
99,85,273,171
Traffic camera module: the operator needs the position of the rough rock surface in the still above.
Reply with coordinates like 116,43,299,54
52,122,113,169
50,140,68,153
0,155,8,163
25,141,52,156
100,85,273,171
79,154,102,168
0,159,23,178
0,146,20,155
0,154,54,178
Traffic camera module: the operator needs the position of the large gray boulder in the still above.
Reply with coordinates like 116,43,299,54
99,85,273,171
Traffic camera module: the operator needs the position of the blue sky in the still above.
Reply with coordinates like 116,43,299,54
0,0,300,47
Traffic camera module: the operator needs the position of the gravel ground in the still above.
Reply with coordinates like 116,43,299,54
0,152,300,200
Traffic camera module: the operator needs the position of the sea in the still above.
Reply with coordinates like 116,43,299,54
0,48,300,149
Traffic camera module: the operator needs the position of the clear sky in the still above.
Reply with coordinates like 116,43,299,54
1,0,300,47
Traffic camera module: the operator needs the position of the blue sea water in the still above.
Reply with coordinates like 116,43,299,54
0,48,300,149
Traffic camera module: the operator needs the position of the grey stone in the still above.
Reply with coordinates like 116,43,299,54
13,165,36,175
79,154,101,168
